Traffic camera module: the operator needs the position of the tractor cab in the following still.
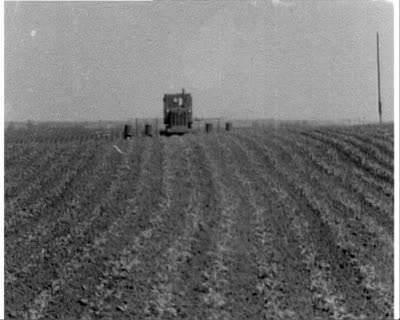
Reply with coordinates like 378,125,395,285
163,89,193,134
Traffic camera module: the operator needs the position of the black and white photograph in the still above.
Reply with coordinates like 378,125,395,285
3,0,398,319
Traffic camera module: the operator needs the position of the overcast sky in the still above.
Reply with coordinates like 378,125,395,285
4,0,394,122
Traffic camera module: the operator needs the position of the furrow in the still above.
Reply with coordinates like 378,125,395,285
5,144,65,200
161,135,223,320
227,133,354,319
300,130,393,186
5,142,96,231
215,133,301,319
314,128,393,172
321,127,393,158
136,136,197,320
5,141,131,292
277,131,393,233
39,137,164,320
192,134,238,320
17,139,148,320
232,132,392,318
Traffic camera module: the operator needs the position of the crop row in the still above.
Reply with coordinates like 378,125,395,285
4,125,393,319
231,131,392,318
314,128,393,171
39,138,163,320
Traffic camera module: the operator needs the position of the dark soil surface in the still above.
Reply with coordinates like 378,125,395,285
5,124,394,319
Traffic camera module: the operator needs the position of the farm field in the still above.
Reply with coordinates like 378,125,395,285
4,123,394,320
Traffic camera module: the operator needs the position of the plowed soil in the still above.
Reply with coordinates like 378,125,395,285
5,124,394,320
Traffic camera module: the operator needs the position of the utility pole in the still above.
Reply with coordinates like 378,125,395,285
377,32,382,124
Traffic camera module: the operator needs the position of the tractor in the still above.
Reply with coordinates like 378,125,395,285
163,88,193,135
